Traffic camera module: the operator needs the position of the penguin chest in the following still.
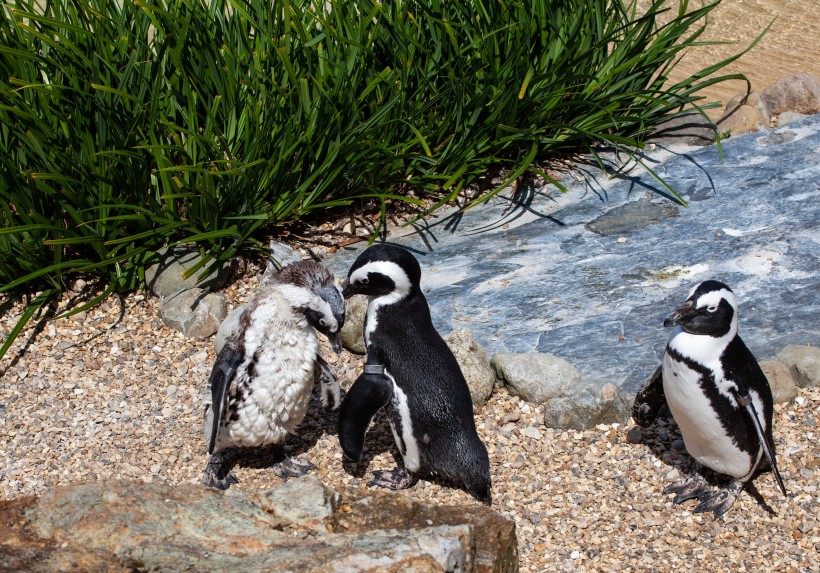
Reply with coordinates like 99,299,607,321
227,331,318,448
662,351,754,479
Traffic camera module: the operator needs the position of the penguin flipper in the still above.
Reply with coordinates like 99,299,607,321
734,390,788,497
631,365,667,427
207,342,244,455
338,370,393,461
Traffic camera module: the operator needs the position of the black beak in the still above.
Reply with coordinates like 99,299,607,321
342,281,359,299
327,331,343,353
664,300,696,328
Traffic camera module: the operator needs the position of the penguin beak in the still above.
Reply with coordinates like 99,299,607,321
341,280,359,299
328,331,343,354
664,300,696,328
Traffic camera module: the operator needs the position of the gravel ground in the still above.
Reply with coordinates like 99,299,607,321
1,275,817,573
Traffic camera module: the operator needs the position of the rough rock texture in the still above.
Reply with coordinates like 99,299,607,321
444,329,496,405
777,345,820,388
758,360,798,404
145,246,231,298
717,97,771,136
0,477,516,573
776,111,811,127
543,380,632,431
491,352,579,405
761,72,820,116
340,294,368,355
158,287,228,339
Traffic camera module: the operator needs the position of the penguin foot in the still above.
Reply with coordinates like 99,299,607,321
367,467,418,491
663,473,711,505
273,456,318,480
693,479,744,518
201,454,240,490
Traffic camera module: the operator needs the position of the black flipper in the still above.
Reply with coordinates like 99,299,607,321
631,365,667,427
338,365,393,461
734,390,788,497
207,343,244,455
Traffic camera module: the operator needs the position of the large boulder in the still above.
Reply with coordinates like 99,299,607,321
759,360,798,404
444,329,495,406
491,352,579,404
158,288,228,339
649,112,716,146
543,379,632,430
145,246,231,298
0,477,518,573
340,294,368,354
717,92,771,136
260,240,304,286
761,72,820,116
214,304,245,354
777,345,820,388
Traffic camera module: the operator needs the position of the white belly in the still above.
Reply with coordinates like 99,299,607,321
662,352,754,478
385,370,421,472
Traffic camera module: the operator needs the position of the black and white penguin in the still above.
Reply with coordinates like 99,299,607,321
339,244,492,504
632,280,786,517
201,260,345,489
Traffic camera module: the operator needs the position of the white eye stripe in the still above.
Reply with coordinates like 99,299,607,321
350,260,411,292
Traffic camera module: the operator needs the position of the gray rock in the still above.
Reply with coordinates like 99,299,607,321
214,305,245,354
1,478,516,573
158,288,228,339
649,112,716,146
260,240,303,286
543,380,631,430
761,72,820,116
340,294,367,354
491,352,580,404
758,360,798,404
777,345,820,388
585,196,679,236
776,111,811,127
145,246,231,298
444,329,495,405
251,475,340,533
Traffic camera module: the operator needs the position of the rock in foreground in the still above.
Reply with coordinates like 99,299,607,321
0,477,517,573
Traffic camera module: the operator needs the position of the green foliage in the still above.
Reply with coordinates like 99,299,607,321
0,0,761,359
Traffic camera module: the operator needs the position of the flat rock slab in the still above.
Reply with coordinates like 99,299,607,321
326,117,820,394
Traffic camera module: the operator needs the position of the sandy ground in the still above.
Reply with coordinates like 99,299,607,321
643,0,820,115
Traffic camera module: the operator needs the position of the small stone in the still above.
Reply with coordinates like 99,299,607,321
671,439,686,451
626,426,644,444
520,426,542,440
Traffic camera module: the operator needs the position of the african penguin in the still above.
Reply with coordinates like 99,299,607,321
339,244,492,504
632,280,786,517
201,260,345,489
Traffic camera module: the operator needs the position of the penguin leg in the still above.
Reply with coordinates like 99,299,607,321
201,450,241,490
368,467,418,491
315,355,341,411
663,469,712,505
693,478,745,518
269,444,318,480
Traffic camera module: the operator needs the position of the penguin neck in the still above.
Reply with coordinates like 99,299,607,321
667,323,736,365
364,286,421,347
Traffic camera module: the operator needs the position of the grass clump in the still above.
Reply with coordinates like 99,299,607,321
0,0,760,359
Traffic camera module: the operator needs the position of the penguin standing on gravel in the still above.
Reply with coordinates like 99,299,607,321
632,280,787,517
201,260,345,489
339,244,491,504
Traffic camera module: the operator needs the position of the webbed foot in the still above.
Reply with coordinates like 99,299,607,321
693,479,744,518
273,456,318,480
367,467,418,491
202,453,240,490
663,472,711,505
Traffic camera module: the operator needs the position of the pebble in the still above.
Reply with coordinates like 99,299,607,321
1,285,818,573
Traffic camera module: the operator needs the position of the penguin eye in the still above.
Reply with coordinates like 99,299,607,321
358,276,369,285
706,305,718,313
319,318,327,326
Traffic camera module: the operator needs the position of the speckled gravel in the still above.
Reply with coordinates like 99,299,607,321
1,278,817,573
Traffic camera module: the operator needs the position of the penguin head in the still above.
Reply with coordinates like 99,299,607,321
273,260,345,352
342,244,421,300
664,280,738,338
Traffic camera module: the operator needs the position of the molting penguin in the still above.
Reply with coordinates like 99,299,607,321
339,244,492,504
201,260,345,489
632,280,786,517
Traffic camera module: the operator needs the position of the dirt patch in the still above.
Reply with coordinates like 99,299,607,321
644,0,820,116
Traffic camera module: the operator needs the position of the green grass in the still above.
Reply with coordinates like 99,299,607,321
0,0,763,359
